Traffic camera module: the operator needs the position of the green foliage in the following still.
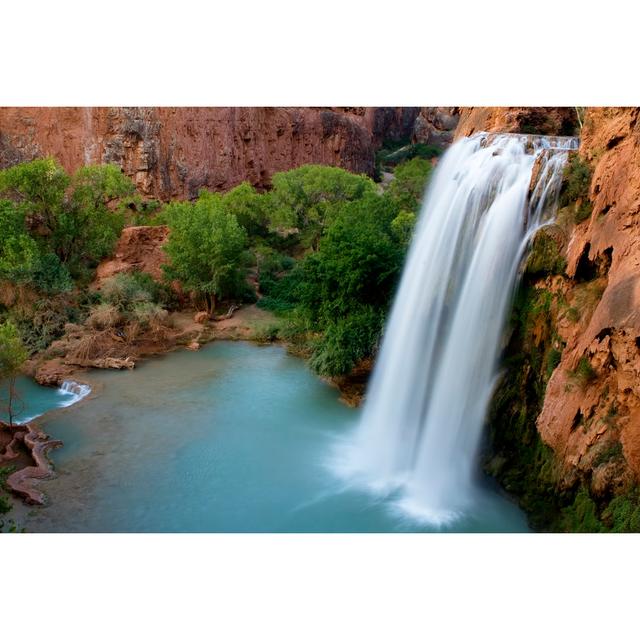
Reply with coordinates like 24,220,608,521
572,356,597,387
390,210,417,248
375,140,441,179
287,193,402,376
559,155,593,224
0,321,28,426
7,296,79,353
269,165,375,248
98,272,175,327
561,487,603,533
593,441,624,468
525,228,566,276
545,348,562,379
0,158,69,232
0,465,15,516
0,160,132,283
602,490,640,532
308,306,384,376
101,272,153,311
163,190,247,311
221,182,270,238
250,322,282,344
0,321,27,381
388,158,432,213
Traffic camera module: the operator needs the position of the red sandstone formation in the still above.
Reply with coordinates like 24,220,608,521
0,421,62,505
95,224,169,283
0,107,430,200
454,107,577,139
536,108,640,484
412,107,460,147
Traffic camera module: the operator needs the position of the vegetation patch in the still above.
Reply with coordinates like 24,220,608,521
559,154,593,224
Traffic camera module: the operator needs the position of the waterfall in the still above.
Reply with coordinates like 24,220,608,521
58,380,92,406
338,132,578,523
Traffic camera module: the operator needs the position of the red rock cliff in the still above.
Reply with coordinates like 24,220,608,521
454,107,577,139
0,107,426,200
536,108,640,489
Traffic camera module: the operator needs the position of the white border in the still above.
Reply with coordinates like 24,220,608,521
2,2,639,638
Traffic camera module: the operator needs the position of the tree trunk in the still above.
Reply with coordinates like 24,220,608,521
8,377,15,428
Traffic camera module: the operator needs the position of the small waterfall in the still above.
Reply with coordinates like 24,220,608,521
341,132,578,522
58,380,92,406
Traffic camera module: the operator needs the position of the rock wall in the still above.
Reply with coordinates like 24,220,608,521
454,107,578,139
412,107,460,148
0,107,425,200
537,108,640,487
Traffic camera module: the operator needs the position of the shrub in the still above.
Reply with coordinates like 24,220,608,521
559,155,593,224
388,158,432,213
163,191,248,312
268,165,376,248
545,348,562,379
130,302,168,330
101,273,153,311
309,307,383,377
561,487,603,532
526,228,566,275
86,303,122,330
572,356,597,387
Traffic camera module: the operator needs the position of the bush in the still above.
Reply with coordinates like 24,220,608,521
559,155,593,224
309,306,383,376
163,191,248,312
388,158,432,213
86,303,122,330
130,302,168,330
572,356,597,387
101,273,153,311
268,165,376,248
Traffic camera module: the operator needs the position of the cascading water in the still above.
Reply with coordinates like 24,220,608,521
337,132,578,523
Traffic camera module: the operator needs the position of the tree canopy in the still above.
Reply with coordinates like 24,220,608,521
162,190,248,312
0,320,28,426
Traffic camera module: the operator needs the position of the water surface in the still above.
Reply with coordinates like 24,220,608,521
20,342,528,532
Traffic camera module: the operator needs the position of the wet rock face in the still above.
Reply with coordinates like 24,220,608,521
0,107,423,200
537,107,640,482
454,107,578,139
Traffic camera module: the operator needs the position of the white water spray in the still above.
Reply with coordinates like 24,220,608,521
340,132,577,522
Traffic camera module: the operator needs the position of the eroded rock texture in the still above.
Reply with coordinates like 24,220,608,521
454,107,577,139
537,108,640,485
0,107,425,200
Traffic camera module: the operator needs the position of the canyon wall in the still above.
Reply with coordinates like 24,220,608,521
454,107,577,139
537,108,640,489
0,107,446,200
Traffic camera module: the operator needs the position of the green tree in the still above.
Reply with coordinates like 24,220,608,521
163,191,247,313
390,210,417,248
388,157,432,213
287,192,403,375
0,200,41,284
221,182,269,238
0,158,69,235
0,160,132,281
55,164,132,275
269,165,375,248
0,321,28,427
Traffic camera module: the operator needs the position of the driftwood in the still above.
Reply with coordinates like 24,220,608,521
212,304,240,322
65,356,135,370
